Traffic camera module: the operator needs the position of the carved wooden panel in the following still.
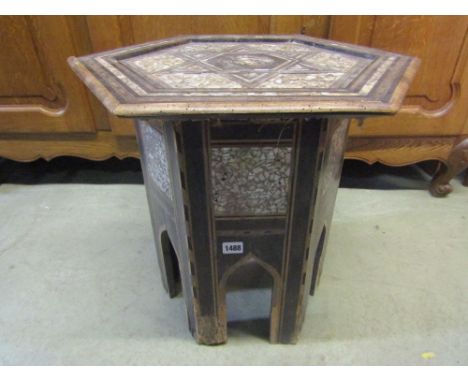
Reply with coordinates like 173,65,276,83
0,16,97,133
331,16,468,138
346,136,456,165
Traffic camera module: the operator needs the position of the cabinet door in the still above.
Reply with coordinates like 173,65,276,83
330,16,468,137
0,16,97,134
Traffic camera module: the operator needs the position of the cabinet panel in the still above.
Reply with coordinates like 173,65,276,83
0,17,49,99
331,16,468,137
0,16,97,134
131,16,271,42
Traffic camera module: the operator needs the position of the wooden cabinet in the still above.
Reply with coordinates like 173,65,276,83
0,16,97,134
331,16,468,195
0,16,467,194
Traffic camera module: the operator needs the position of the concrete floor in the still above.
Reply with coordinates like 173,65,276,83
0,176,467,365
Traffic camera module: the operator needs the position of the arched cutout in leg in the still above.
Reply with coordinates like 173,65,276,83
160,231,182,298
310,226,327,296
220,254,281,343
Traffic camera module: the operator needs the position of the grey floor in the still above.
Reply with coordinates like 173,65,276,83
0,159,467,365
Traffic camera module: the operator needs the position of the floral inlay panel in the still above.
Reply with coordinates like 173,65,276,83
211,146,292,216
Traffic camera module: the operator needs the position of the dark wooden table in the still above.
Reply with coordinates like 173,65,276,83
69,35,418,345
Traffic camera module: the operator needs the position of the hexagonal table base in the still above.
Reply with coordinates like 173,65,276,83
136,116,348,344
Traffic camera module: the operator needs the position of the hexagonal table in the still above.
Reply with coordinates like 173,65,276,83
69,35,419,345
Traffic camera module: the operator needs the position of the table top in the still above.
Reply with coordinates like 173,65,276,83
68,35,419,117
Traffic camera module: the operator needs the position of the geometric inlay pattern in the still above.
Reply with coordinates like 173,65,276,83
116,41,374,92
69,35,419,115
211,146,292,216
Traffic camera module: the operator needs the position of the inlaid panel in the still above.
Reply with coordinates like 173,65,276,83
139,121,172,200
124,41,373,92
211,146,292,216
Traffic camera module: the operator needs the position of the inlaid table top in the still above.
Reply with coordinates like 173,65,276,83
68,35,419,116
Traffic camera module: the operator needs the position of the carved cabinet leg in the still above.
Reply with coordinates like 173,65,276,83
430,138,468,197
